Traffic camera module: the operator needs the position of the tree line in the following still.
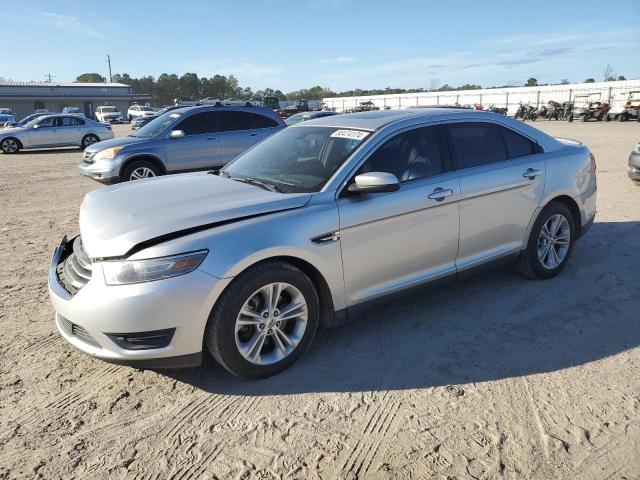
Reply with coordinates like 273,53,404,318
74,67,630,106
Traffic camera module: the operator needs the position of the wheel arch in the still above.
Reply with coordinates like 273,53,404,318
217,255,337,328
119,154,167,178
526,194,582,247
1,136,23,149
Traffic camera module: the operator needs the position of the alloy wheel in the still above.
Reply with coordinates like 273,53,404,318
537,214,571,269
2,139,18,153
129,167,156,180
83,136,98,147
234,282,308,365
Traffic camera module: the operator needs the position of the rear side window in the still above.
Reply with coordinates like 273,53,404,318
251,113,279,128
219,111,254,132
177,111,219,135
500,126,538,158
447,122,507,169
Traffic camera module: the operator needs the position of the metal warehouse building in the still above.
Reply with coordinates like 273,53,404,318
0,82,151,120
323,79,640,115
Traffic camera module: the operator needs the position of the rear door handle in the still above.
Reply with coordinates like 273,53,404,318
523,168,543,179
428,187,454,201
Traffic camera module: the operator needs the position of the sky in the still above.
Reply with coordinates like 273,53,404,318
1,0,638,92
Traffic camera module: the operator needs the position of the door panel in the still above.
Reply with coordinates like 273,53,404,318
163,111,221,170
338,172,460,305
28,118,58,147
219,129,260,164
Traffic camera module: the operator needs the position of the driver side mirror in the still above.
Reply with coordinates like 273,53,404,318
169,129,185,139
347,172,400,194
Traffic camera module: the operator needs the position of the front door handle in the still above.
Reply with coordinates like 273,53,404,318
428,187,454,201
523,168,543,180
249,133,260,137
205,137,217,141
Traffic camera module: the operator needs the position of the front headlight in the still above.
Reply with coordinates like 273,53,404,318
102,250,208,285
94,147,123,161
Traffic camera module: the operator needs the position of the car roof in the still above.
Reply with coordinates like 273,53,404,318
299,107,473,130
173,105,279,116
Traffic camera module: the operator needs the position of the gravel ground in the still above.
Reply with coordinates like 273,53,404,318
0,121,639,480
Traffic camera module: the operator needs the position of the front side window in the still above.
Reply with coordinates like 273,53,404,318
223,126,368,193
219,111,254,132
357,126,449,182
176,111,219,136
447,122,507,169
37,118,54,128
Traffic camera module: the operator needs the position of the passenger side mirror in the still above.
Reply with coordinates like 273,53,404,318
169,129,185,139
347,172,400,194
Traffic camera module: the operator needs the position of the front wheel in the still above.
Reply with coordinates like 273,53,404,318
205,261,319,379
81,134,99,149
515,202,576,280
0,137,20,154
121,160,160,182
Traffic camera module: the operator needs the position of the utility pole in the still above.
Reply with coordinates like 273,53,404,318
107,55,112,83
44,73,55,83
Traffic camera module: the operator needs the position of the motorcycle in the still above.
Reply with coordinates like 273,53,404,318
488,105,508,115
546,101,562,120
522,104,538,121
558,102,574,122
514,103,527,120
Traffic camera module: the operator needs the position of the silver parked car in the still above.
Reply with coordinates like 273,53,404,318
49,109,597,378
0,114,113,153
79,105,285,183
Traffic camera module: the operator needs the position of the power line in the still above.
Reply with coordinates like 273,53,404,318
44,73,55,83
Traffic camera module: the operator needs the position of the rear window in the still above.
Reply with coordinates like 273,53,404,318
500,126,538,158
251,113,279,128
447,122,507,168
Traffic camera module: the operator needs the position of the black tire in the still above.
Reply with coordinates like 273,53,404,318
128,115,133,122
515,202,576,280
605,115,611,122
81,134,100,150
568,114,573,122
121,160,161,182
0,137,20,154
619,113,627,122
205,261,319,379
633,180,640,186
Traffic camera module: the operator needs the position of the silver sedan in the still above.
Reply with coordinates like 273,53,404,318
0,114,114,153
48,108,597,378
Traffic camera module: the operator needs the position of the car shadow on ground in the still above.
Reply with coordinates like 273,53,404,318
161,220,640,395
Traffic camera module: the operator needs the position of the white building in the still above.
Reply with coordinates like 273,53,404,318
323,79,640,115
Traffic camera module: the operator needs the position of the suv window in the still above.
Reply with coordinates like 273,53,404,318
176,111,219,135
219,111,254,132
37,118,54,128
251,113,278,128
357,126,449,182
447,122,508,169
500,126,538,158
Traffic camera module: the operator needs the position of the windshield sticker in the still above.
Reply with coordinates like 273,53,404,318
169,113,181,118
330,129,370,140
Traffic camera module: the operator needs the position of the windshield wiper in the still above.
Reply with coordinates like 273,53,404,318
230,176,283,193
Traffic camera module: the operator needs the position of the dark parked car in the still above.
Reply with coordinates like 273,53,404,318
131,105,187,130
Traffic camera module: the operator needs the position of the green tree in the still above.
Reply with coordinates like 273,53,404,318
584,78,595,83
618,75,626,81
560,78,570,85
76,73,106,83
525,77,538,87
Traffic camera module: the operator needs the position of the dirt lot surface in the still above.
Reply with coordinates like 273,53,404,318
1,121,639,480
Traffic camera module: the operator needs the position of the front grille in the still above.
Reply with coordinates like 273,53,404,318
57,236,92,295
59,315,100,348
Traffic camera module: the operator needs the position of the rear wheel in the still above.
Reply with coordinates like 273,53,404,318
205,261,319,379
0,137,20,154
81,134,99,149
516,202,576,280
619,113,627,122
122,160,160,182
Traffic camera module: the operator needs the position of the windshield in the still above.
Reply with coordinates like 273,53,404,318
285,113,308,126
222,126,369,193
131,112,181,138
101,107,117,112
139,106,153,111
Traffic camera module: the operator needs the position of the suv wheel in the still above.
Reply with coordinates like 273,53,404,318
205,261,319,379
516,202,576,280
122,160,160,181
0,137,20,154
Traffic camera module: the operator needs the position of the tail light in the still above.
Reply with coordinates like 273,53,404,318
589,152,596,171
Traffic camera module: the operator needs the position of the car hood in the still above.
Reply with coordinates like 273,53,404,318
0,126,24,136
84,135,148,153
79,173,312,258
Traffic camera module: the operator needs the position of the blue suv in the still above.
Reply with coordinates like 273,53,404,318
79,105,285,183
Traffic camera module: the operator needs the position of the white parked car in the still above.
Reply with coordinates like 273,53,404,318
95,106,123,123
127,105,156,122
